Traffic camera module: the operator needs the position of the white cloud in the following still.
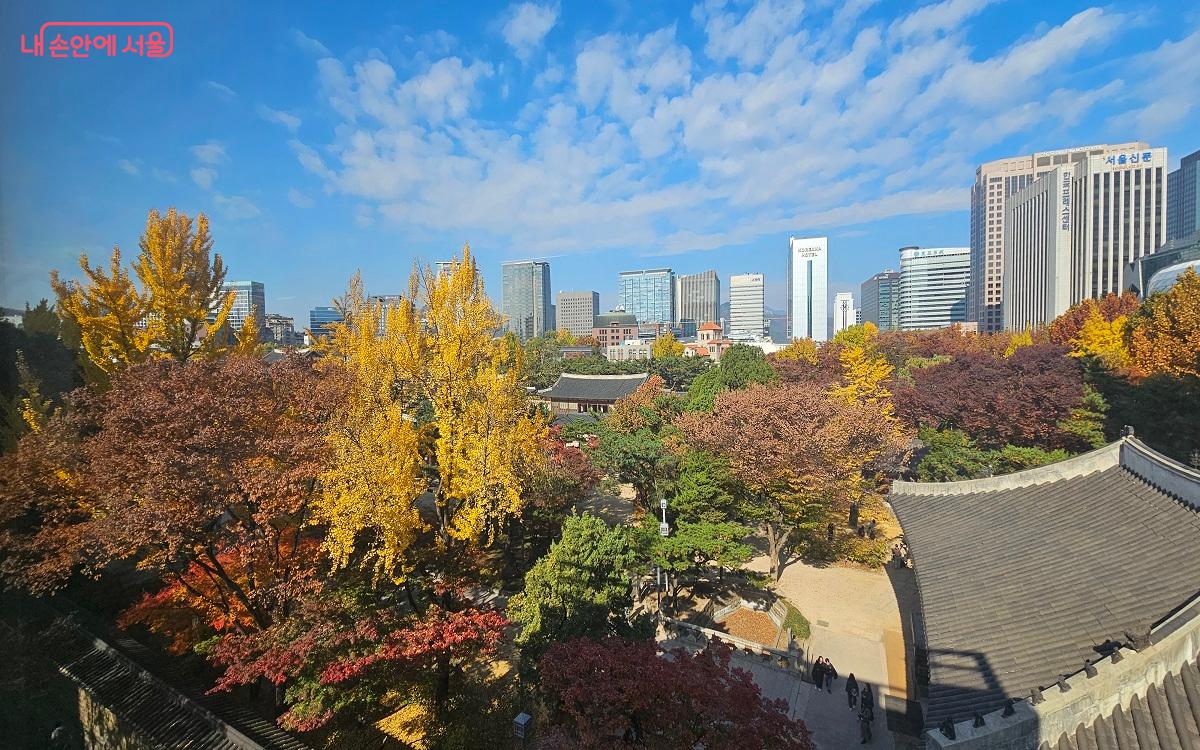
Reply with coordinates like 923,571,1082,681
213,193,262,220
257,104,302,132
191,167,217,190
190,142,227,165
288,188,314,208
291,28,331,57
117,159,140,176
292,1,1195,260
151,167,177,184
501,3,558,61
205,80,236,99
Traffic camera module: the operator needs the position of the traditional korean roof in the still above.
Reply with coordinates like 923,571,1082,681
890,438,1200,730
537,372,649,402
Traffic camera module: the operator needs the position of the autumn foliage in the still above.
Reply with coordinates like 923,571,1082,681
539,637,813,750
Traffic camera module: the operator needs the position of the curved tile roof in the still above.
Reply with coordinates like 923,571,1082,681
891,439,1200,728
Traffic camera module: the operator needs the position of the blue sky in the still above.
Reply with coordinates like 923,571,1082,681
2,0,1199,324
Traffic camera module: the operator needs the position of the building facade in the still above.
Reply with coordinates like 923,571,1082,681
618,268,674,324
787,236,829,341
592,310,639,349
969,142,1151,333
832,292,857,335
729,273,766,338
860,270,900,331
221,281,266,336
264,313,303,347
1168,149,1200,241
556,291,598,338
1002,166,1074,330
502,260,553,341
309,306,343,339
898,246,971,331
675,270,720,326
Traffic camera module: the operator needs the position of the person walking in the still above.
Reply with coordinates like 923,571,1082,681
810,656,824,690
845,673,859,709
859,702,874,744
861,683,874,716
825,658,838,693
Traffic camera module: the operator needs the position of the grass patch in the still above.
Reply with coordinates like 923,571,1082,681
780,600,810,640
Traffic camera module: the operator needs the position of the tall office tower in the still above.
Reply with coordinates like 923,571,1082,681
1168,149,1200,241
309,306,343,339
787,236,829,341
860,270,900,331
898,247,971,330
501,260,553,341
556,291,599,338
220,281,266,335
264,313,302,347
618,268,675,324
969,142,1151,333
832,292,857,335
434,260,455,276
729,273,766,338
675,270,720,325
1003,146,1169,330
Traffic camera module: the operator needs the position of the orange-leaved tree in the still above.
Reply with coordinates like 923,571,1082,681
1129,268,1200,378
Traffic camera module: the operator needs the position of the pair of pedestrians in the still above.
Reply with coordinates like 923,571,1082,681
810,655,838,691
844,674,876,744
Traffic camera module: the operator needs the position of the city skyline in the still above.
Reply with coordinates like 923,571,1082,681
3,1,1199,327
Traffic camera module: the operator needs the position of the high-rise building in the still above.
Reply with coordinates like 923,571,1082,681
501,260,552,341
898,246,971,330
729,273,766,338
309,306,343,339
1004,146,1170,329
434,260,455,276
787,236,828,341
556,291,599,338
969,142,1151,332
860,270,900,331
1167,149,1200,241
618,268,674,324
264,313,302,347
832,292,857,335
675,270,720,326
220,281,266,335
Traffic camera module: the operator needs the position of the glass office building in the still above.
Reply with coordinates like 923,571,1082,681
618,268,674,324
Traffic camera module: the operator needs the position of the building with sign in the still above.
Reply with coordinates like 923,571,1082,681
898,246,970,331
832,292,857,334
860,270,900,331
1168,148,1200,242
502,260,553,341
1003,166,1075,330
969,142,1152,333
1003,147,1170,329
729,273,766,338
618,268,674,325
675,270,720,328
787,236,829,341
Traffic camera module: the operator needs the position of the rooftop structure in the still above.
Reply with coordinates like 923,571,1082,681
534,373,650,415
889,437,1200,748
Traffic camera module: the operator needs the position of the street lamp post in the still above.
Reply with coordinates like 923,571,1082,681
657,497,670,613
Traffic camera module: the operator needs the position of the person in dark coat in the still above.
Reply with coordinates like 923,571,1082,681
824,658,838,692
861,683,874,712
845,673,859,709
810,656,824,690
859,702,874,743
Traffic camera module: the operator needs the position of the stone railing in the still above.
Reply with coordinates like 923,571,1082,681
661,616,806,675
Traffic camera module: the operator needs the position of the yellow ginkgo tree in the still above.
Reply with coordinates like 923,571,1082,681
50,208,235,375
314,245,546,581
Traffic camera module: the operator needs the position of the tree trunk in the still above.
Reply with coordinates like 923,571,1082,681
434,650,451,711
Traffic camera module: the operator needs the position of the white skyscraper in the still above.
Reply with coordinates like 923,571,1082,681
1004,146,1169,330
898,247,971,330
969,141,1150,332
787,236,829,342
832,292,857,335
729,273,765,338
